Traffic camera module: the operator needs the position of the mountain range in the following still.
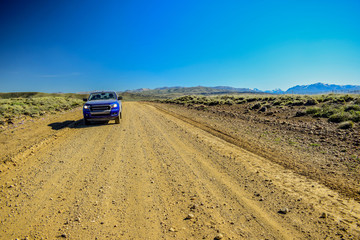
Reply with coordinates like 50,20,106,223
126,83,360,95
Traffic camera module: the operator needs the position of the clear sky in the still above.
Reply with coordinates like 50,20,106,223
1,0,360,92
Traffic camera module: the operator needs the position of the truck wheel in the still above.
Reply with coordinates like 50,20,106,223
84,119,90,125
115,115,120,124
120,112,122,119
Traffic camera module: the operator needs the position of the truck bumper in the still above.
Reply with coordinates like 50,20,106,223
83,110,120,121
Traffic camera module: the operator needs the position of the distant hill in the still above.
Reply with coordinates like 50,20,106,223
285,83,360,94
122,83,360,99
3,83,358,102
123,86,259,98
0,92,87,99
125,88,151,93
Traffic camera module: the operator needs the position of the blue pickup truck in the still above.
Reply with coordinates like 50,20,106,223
82,91,122,125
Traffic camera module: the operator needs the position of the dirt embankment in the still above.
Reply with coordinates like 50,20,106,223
1,102,360,239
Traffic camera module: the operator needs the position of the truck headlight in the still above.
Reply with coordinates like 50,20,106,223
84,105,91,109
111,103,118,108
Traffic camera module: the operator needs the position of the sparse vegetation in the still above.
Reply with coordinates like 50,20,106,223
0,97,83,125
156,93,360,126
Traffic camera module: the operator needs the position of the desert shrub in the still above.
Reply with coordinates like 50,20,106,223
280,96,291,101
345,105,360,112
305,98,318,106
341,95,354,102
291,100,305,106
220,95,235,100
195,104,208,111
314,104,339,118
331,96,347,104
272,100,281,106
235,99,246,104
0,104,10,112
251,103,262,110
315,96,325,103
306,107,320,115
0,97,83,120
235,97,245,101
224,99,234,105
328,112,352,123
247,97,257,102
208,100,221,106
323,95,335,102
338,121,354,129
350,111,360,122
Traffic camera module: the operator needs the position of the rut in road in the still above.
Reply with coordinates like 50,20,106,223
0,102,359,239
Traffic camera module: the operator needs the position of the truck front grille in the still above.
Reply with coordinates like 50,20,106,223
90,105,110,111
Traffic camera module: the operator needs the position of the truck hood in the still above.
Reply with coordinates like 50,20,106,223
86,100,117,105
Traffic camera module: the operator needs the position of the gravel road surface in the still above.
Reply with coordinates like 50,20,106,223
1,102,359,239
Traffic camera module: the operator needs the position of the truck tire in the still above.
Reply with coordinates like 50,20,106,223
115,115,120,124
84,119,90,125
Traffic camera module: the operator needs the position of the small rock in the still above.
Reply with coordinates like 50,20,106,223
60,233,67,238
320,212,328,218
186,213,194,219
190,204,197,210
169,227,175,232
278,208,289,214
214,233,224,240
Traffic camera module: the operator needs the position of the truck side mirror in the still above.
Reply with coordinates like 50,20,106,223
83,98,88,102
118,96,123,100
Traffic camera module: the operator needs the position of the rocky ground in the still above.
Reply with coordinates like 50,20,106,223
151,102,360,201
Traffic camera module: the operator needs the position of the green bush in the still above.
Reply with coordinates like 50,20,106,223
350,111,360,122
305,98,318,106
328,112,352,123
306,107,320,115
345,105,360,112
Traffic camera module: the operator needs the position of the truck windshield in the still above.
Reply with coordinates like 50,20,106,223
88,92,117,101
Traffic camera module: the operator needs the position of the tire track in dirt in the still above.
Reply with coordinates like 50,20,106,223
137,103,298,239
149,102,360,236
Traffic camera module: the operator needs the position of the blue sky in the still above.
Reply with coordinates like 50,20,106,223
0,0,360,92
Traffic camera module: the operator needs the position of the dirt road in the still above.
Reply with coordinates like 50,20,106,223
1,102,360,239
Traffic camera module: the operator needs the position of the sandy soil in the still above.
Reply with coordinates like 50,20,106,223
1,102,360,239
